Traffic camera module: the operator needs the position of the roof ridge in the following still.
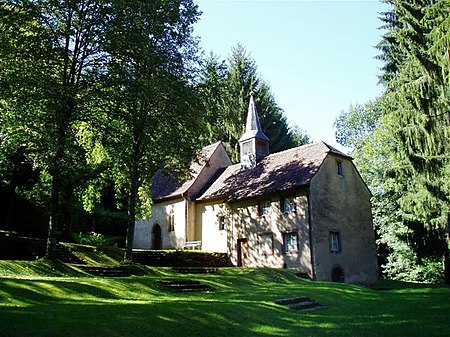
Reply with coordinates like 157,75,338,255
184,141,227,194
318,141,351,158
201,141,223,150
263,142,321,158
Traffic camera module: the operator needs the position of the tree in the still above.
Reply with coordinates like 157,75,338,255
0,0,110,258
199,45,307,162
334,101,382,150
357,0,450,283
104,0,204,260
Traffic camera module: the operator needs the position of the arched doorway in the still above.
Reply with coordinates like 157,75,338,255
331,265,345,282
151,224,162,250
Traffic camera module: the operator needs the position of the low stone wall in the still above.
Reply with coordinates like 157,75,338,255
132,250,232,267
0,232,46,260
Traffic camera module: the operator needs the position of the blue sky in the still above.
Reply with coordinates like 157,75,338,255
193,0,388,150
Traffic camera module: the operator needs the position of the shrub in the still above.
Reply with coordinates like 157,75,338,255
74,232,107,247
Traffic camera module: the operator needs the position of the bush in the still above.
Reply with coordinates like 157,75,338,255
74,232,107,247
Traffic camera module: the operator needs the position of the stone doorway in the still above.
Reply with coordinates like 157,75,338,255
151,224,162,250
331,265,345,282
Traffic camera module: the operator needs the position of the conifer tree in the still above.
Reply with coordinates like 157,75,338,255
377,0,450,283
199,45,308,163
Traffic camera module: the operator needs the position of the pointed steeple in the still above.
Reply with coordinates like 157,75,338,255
239,91,269,143
239,91,270,169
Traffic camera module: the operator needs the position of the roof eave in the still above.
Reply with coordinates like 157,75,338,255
225,183,311,204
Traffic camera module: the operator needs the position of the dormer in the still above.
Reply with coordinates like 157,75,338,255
239,92,270,169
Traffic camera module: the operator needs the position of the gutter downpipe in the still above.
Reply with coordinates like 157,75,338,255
182,192,189,245
306,186,317,280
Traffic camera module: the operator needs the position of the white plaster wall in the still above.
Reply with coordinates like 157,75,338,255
133,218,153,249
187,143,232,199
196,202,228,252
133,198,187,250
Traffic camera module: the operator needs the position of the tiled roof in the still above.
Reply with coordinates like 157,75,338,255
197,142,349,202
151,142,223,201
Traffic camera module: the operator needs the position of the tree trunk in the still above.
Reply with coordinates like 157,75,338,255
444,231,450,284
124,162,139,262
45,171,61,260
444,249,450,284
444,218,450,284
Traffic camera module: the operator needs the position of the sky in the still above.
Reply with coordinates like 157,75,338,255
193,0,388,150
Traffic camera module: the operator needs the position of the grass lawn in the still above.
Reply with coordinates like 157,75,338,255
0,260,449,337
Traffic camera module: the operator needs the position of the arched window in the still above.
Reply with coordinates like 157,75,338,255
168,210,175,232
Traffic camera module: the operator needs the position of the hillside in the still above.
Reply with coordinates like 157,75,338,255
0,253,448,337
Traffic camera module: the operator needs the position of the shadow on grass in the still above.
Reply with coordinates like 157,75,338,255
0,270,449,337
1,293,449,337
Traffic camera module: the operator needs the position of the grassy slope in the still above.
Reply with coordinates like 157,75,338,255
0,261,449,337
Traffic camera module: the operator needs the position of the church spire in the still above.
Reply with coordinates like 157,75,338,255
239,91,270,169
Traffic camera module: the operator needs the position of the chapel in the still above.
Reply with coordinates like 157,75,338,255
134,93,378,283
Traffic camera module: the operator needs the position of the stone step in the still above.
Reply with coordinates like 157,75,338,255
274,297,323,312
288,301,321,311
132,251,168,266
55,245,85,264
172,267,219,274
157,279,213,292
76,265,132,277
273,297,310,306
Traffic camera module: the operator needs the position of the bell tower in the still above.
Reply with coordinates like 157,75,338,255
239,92,270,169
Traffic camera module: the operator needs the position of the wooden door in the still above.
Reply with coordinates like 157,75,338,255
237,238,248,267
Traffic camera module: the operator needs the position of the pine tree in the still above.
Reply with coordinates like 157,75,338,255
199,45,307,163
378,0,450,283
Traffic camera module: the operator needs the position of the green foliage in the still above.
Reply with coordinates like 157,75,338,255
74,232,107,247
199,45,309,163
102,0,203,259
335,98,445,282
334,100,382,150
0,0,112,257
335,0,450,283
379,0,450,282
290,125,312,147
0,0,204,260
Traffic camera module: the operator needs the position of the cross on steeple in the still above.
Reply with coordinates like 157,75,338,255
239,91,270,169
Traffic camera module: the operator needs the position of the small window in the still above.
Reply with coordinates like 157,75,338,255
283,232,298,253
280,197,295,213
168,210,175,232
336,161,344,178
258,201,271,216
218,215,225,231
329,231,342,253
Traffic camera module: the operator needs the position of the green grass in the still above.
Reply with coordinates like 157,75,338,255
61,242,125,266
0,261,449,337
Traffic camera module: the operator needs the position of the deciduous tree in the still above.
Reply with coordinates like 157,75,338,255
104,0,204,260
0,0,110,258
